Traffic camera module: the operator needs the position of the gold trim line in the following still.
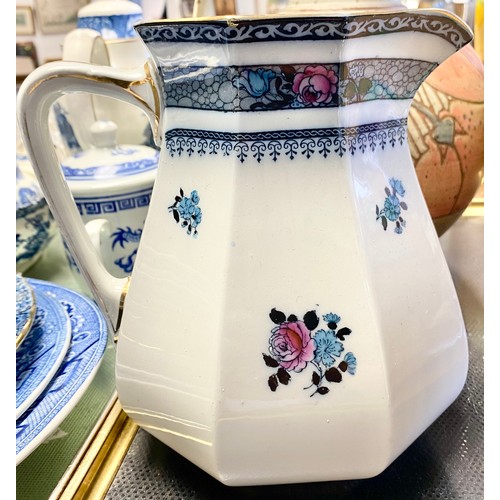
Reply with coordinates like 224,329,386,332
52,397,138,500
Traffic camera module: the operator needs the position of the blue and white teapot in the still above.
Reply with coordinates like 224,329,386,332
60,120,159,280
17,7,473,486
56,0,151,151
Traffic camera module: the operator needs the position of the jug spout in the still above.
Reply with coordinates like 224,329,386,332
135,9,472,119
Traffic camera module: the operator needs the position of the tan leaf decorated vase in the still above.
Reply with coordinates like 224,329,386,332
409,44,484,235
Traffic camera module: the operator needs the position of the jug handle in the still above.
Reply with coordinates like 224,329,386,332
17,60,162,334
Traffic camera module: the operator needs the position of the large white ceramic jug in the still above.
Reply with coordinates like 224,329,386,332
17,8,473,486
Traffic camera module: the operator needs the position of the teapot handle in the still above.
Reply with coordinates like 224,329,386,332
16,60,162,334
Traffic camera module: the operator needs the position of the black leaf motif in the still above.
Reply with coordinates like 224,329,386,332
336,327,352,341
175,196,182,202
277,368,291,385
312,371,320,386
385,187,391,197
325,367,342,383
287,314,298,322
317,386,330,395
382,216,388,231
338,361,348,372
327,321,338,330
268,374,279,392
173,210,180,223
303,310,319,331
400,201,408,210
376,205,380,216
180,188,184,197
263,354,279,368
269,308,286,325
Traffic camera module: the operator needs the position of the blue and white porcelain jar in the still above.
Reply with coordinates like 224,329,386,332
76,0,143,40
16,156,56,273
54,0,150,153
61,120,159,278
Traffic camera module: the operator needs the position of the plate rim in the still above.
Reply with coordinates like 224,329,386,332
16,274,37,349
16,288,72,419
16,279,109,465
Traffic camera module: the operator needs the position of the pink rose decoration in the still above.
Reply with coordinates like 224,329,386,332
269,321,316,372
292,65,338,106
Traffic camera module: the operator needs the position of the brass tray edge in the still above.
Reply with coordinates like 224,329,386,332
50,394,139,500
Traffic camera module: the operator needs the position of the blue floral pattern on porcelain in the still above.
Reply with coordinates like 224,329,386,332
376,178,408,234
77,13,143,39
16,279,108,464
61,147,159,180
168,188,202,238
16,160,55,272
16,288,72,419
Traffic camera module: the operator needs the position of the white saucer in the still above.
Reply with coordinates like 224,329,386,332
16,287,72,419
16,279,109,465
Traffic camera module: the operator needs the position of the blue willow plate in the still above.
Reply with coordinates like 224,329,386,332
16,287,72,419
16,274,37,349
16,279,109,465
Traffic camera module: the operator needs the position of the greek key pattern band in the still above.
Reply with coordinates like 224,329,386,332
75,189,153,216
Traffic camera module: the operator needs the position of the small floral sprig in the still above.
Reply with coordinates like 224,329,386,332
376,177,408,234
168,188,202,238
262,309,357,397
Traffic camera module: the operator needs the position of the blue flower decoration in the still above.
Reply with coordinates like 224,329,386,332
177,197,196,220
389,177,405,197
343,352,357,375
191,190,199,204
376,178,408,234
192,206,202,228
323,313,341,324
314,329,344,367
169,188,203,238
234,69,277,98
383,195,401,222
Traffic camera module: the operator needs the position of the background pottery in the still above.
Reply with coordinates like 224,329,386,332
16,156,56,273
408,44,484,236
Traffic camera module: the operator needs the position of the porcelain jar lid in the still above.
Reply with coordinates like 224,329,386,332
77,0,143,40
61,121,159,196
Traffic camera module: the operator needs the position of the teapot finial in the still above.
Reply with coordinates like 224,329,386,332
90,120,118,149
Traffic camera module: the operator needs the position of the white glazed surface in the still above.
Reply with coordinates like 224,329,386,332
17,9,472,486
115,14,469,485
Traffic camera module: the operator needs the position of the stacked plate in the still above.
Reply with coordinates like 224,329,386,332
15,274,109,465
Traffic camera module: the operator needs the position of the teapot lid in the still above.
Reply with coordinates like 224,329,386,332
61,121,159,188
77,0,143,39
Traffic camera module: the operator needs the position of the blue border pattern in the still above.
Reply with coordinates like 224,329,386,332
165,119,407,163
136,13,471,48
62,154,159,180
